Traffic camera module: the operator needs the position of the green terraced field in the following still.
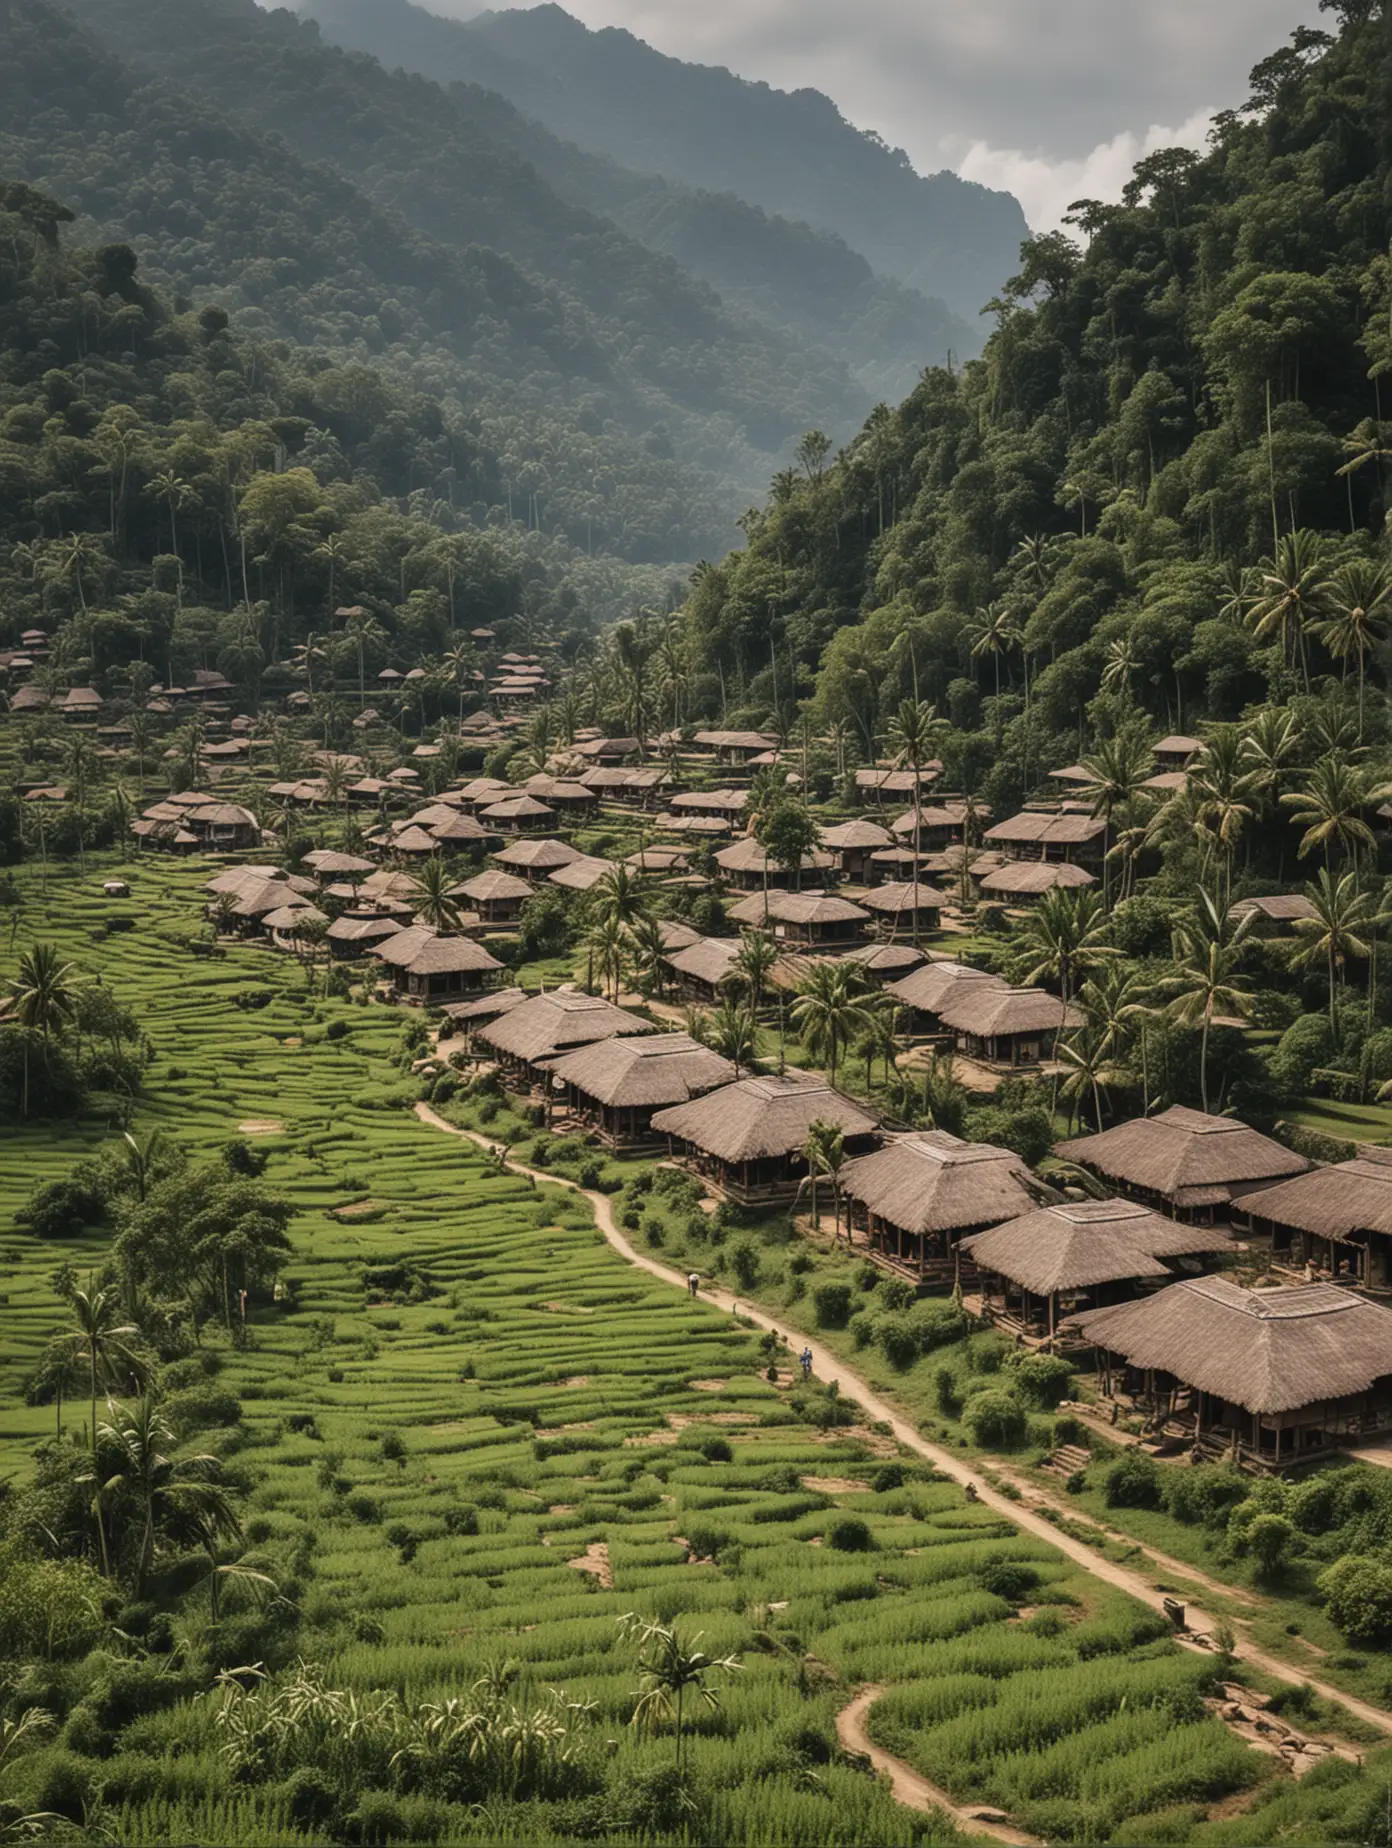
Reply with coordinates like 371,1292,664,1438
0,856,1370,1844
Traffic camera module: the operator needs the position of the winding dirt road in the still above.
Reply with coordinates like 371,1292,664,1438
414,1103,1392,1741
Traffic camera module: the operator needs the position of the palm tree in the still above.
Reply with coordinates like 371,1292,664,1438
121,1128,167,1203
339,608,385,705
791,962,873,1087
1316,559,1392,739
126,709,156,789
410,858,461,933
732,931,778,1014
1015,888,1116,1003
1076,733,1156,907
1079,963,1157,1110
1245,529,1332,692
8,942,79,1116
56,1285,145,1573
1281,757,1381,874
618,1612,741,1774
703,998,758,1075
885,698,941,946
1167,889,1254,1113
1100,635,1138,698
292,631,327,699
1290,869,1375,1041
585,914,627,1003
968,603,1019,741
97,1397,243,1593
870,1000,902,1091
593,865,647,934
1057,1032,1114,1134
799,1120,847,1233
1188,728,1257,906
625,912,668,999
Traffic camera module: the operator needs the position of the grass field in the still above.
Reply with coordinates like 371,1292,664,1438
2,853,1389,1844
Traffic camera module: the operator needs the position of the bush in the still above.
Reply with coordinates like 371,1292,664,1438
1319,1555,1392,1645
282,1767,341,1829
875,1313,918,1371
346,1492,382,1524
909,1301,970,1354
872,1464,905,1492
699,1436,732,1463
729,1240,760,1288
978,1561,1040,1603
878,1277,913,1312
1245,1512,1296,1579
933,1365,960,1415
1005,1351,1074,1408
1164,1464,1249,1528
826,1516,873,1552
343,1791,411,1844
16,1171,108,1238
1104,1451,1163,1510
962,1389,1027,1447
812,1282,852,1329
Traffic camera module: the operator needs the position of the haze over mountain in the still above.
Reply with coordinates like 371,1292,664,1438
301,0,1028,322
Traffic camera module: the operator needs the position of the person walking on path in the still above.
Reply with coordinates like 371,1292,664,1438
800,1346,813,1380
688,1271,700,1298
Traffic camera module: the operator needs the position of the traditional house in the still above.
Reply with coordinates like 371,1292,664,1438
658,919,703,953
304,850,376,881
1057,1105,1309,1223
857,767,940,804
1229,894,1319,936
858,881,948,935
437,984,529,1051
978,861,1096,904
936,984,1082,1069
669,788,749,819
726,890,870,949
1236,1147,1392,1287
626,847,692,876
492,838,585,882
984,807,1108,868
371,927,504,1002
889,802,981,848
663,936,742,1002
325,912,405,959
692,729,779,765
549,856,618,893
840,1131,1042,1282
818,819,894,882
883,958,1005,1033
715,836,835,891
1069,1277,1392,1470
650,1073,879,1204
455,778,513,812
963,1200,1234,1341
480,795,557,835
839,942,926,985
548,1033,737,1149
183,803,261,850
478,990,652,1087
452,869,533,924
1154,734,1204,770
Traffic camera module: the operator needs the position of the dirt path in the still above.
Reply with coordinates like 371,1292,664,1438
413,1103,1392,1741
835,1686,1039,1844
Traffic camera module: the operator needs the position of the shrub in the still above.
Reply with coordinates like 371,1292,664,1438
1104,1450,1163,1509
909,1301,970,1354
1320,1556,1392,1645
16,1171,107,1239
872,1464,905,1492
1245,1512,1296,1579
729,1240,760,1288
933,1365,960,1415
343,1791,411,1844
443,1505,479,1537
325,1019,348,1042
282,1767,341,1830
380,1431,406,1464
978,1561,1039,1602
346,1492,382,1524
1005,1351,1074,1408
1164,1464,1249,1529
878,1277,913,1312
699,1436,732,1463
962,1389,1027,1448
812,1282,853,1329
827,1516,873,1552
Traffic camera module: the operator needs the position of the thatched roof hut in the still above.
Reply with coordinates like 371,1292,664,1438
658,919,703,953
883,958,1004,1024
979,861,1096,901
304,850,376,877
858,881,949,925
326,913,404,957
840,942,926,983
936,984,1082,1068
548,1032,737,1146
1229,894,1319,935
1237,1146,1392,1287
548,856,618,892
480,794,557,833
478,990,652,1079
1058,1105,1309,1220
663,936,742,1000
726,890,869,946
651,1073,878,1202
714,836,834,889
450,867,533,922
819,818,893,878
492,837,584,879
839,1130,1041,1276
371,927,503,1000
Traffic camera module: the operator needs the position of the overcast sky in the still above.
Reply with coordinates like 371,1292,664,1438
471,0,1323,230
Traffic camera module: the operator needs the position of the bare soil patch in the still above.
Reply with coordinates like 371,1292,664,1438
804,1476,866,1495
333,1199,386,1220
567,1541,613,1589
688,1378,730,1391
237,1118,283,1135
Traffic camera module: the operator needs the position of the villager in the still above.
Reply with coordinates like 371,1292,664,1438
800,1346,813,1379
688,1272,700,1298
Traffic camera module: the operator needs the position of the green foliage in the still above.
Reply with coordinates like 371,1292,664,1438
1318,1555,1392,1646
1104,1452,1163,1511
811,1282,853,1329
1003,1352,1074,1410
962,1390,1027,1448
826,1516,874,1553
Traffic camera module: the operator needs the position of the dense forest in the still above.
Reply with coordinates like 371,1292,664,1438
682,0,1392,815
305,0,1026,320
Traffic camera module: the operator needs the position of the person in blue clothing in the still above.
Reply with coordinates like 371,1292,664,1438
799,1346,813,1380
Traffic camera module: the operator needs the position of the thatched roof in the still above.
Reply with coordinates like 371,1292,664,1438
937,984,1083,1039
884,958,1004,1016
429,813,497,845
549,1032,736,1108
187,803,258,828
820,820,894,851
657,814,731,837
479,990,653,1061
262,903,325,931
361,870,423,902
390,826,440,854
963,1199,1231,1297
693,729,779,750
1241,1146,1392,1240
663,937,742,988
439,985,529,1023
715,837,834,876
841,942,926,976
658,919,703,952
889,801,982,836
395,934,503,978
980,861,1096,897
858,881,950,915
726,891,869,927
549,856,618,891
1231,894,1319,924
326,913,403,944
206,865,313,898
857,768,938,794
626,848,690,872
452,869,533,903
304,850,376,875
841,1130,1040,1235
1068,1276,1392,1413
985,810,1107,850
493,838,583,871
1058,1105,1309,1207
481,795,556,822
651,1073,878,1161
456,778,512,803
1155,734,1204,758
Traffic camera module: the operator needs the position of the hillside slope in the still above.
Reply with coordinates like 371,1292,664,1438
302,0,1027,318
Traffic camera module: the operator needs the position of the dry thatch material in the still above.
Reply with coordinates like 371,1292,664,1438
726,891,869,926
549,1033,736,1108
715,837,834,876
1241,1147,1392,1240
889,801,983,836
658,920,703,952
626,848,691,872
840,943,925,976
206,866,314,898
1068,1276,1392,1413
980,861,1096,897
858,768,939,794
492,837,584,871
481,795,557,822
962,1199,1231,1296
262,903,325,932
937,984,1083,1038
548,856,618,891
858,881,950,916
1058,1105,1308,1209
651,1073,878,1161
303,850,376,876
1230,895,1319,924
883,958,1004,1017
440,985,529,1023
428,813,498,846
662,937,742,988
390,825,440,854
453,869,533,904
693,729,779,751
371,926,502,976
326,914,403,945
984,810,1107,850
479,990,653,1062
819,820,895,850
841,1131,1040,1236
1155,734,1204,758
670,788,749,814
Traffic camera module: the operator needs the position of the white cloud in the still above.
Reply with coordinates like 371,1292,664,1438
954,107,1217,234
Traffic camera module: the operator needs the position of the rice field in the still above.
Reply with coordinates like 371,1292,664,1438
0,855,1373,1843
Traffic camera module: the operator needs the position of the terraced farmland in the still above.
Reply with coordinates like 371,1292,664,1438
0,856,1370,1844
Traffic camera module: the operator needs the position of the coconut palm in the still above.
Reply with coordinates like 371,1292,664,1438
1188,727,1258,905
1245,529,1332,691
1079,963,1157,1110
885,698,941,945
339,607,385,705
732,930,778,1014
585,914,627,1004
96,1397,243,1592
53,1285,145,1572
1290,868,1375,1040
799,1120,847,1234
703,998,758,1076
618,1612,741,1774
1281,757,1382,874
1316,559,1392,739
1076,733,1156,907
625,911,668,999
121,1128,168,1204
1057,1031,1115,1134
968,602,1019,738
593,865,647,934
7,941,79,1116
1167,889,1254,1113
1015,888,1116,1003
410,857,461,933
791,961,873,1087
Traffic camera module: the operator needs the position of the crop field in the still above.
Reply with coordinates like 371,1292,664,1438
1,855,1385,1844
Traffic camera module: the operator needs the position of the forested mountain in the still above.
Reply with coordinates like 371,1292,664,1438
303,0,1027,322
297,0,983,399
681,2,1392,815
1,0,890,568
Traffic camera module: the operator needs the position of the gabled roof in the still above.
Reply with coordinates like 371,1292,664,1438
663,937,742,987
726,891,869,927
1230,894,1319,924
1058,1105,1309,1206
549,1032,736,1108
453,869,533,903
372,929,503,977
842,1131,1040,1236
1240,1146,1392,1240
819,819,895,851
1069,1276,1392,1414
980,861,1096,897
493,837,584,871
715,837,833,875
479,990,653,1061
884,958,1004,1016
549,856,618,891
651,1073,878,1162
858,881,950,915
937,984,1083,1039
480,795,556,821
962,1198,1230,1296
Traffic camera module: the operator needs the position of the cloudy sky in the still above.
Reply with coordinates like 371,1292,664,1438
476,0,1322,230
